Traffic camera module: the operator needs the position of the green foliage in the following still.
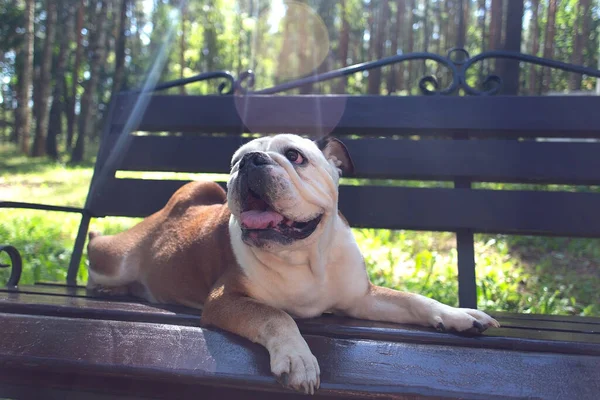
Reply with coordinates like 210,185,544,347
0,0,24,52
359,229,460,306
0,209,139,284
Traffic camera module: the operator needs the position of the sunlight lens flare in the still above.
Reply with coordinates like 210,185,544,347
236,1,345,138
253,1,330,81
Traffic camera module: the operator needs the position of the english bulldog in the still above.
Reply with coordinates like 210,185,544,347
87,134,499,394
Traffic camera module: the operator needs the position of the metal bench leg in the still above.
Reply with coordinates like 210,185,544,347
456,229,477,309
66,214,92,286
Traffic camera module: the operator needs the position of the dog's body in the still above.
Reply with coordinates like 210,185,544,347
88,181,233,308
88,134,499,394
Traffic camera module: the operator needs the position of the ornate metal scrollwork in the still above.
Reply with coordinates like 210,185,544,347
0,245,22,288
233,48,600,96
247,51,461,95
234,70,257,94
149,48,600,96
151,71,237,95
459,49,600,95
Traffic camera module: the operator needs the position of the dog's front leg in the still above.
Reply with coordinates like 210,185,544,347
342,284,500,333
202,284,320,394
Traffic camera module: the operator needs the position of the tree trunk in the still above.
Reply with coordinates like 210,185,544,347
421,0,430,78
489,0,503,50
11,65,23,144
296,1,314,94
32,0,58,157
433,1,442,54
478,0,487,82
501,0,523,95
569,0,591,91
431,0,442,77
47,3,75,159
541,0,558,93
72,0,108,163
368,0,389,94
92,9,113,141
178,2,187,95
367,0,376,62
67,0,85,151
337,0,350,93
363,0,377,93
443,0,453,53
387,0,405,94
528,0,540,94
63,76,74,143
463,0,470,45
456,0,466,49
489,0,504,77
203,13,217,74
406,0,415,91
112,0,129,96
15,0,34,154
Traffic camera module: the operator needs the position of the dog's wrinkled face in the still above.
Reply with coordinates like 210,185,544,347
227,134,353,249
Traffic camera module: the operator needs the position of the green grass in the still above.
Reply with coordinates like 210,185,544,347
1,144,598,316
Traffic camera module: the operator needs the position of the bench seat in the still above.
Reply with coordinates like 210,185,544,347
1,284,599,399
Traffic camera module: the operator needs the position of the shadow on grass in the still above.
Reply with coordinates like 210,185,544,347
0,144,96,177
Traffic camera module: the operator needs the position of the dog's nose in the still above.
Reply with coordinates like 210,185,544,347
239,152,270,169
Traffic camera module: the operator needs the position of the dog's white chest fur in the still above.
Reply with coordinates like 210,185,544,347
230,216,369,318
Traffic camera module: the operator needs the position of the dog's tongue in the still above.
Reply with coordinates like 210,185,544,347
241,210,284,229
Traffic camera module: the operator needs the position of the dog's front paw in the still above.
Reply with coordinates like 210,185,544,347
269,339,320,395
430,304,500,334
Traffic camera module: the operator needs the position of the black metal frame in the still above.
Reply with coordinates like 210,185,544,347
0,245,22,289
2,48,600,308
144,48,600,96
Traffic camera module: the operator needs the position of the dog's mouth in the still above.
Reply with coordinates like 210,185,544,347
240,189,323,242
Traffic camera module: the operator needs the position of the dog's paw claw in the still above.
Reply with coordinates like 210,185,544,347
429,305,500,334
276,372,289,387
472,320,485,333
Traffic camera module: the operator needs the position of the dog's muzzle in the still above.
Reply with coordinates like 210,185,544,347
234,152,323,246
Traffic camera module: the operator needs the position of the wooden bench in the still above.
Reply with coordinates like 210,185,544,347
2,51,600,399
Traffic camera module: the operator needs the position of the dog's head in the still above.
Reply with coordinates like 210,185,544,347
227,134,354,250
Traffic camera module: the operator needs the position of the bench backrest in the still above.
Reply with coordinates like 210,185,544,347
90,93,600,236
80,91,600,306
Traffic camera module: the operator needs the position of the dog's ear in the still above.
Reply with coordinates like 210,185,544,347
314,136,355,177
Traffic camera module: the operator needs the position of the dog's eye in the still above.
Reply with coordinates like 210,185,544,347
285,149,304,164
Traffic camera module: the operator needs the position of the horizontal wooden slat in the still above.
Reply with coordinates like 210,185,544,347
112,135,600,185
1,291,599,355
493,318,599,334
111,94,600,138
1,313,599,399
340,186,600,237
115,135,250,175
0,372,332,400
495,311,600,325
348,138,600,184
11,286,600,328
89,179,600,237
19,285,600,325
